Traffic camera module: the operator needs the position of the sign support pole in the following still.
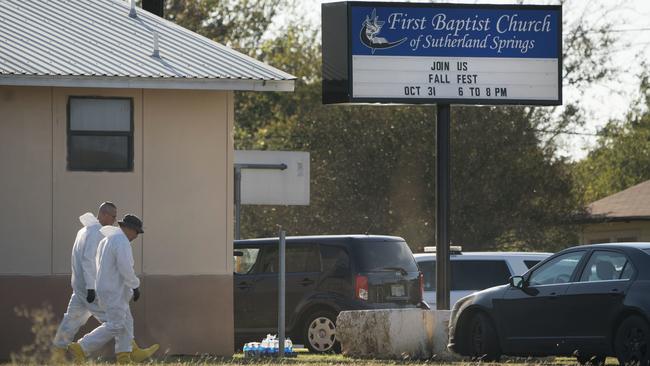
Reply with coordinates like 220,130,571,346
436,103,451,310
278,228,286,357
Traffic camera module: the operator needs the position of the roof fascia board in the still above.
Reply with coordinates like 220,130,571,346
0,75,295,92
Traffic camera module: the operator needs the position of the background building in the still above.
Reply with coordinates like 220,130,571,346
0,0,294,359
580,180,650,244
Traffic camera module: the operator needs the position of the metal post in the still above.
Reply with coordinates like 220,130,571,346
234,167,242,240
278,228,286,357
436,104,451,310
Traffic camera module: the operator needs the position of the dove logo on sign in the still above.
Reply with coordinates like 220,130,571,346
360,8,407,54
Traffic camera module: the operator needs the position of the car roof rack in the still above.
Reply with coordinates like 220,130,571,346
423,245,463,254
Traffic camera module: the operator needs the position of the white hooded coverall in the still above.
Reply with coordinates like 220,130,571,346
53,213,106,348
78,226,139,354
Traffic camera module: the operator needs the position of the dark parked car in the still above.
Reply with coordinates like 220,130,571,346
234,235,425,353
448,243,650,365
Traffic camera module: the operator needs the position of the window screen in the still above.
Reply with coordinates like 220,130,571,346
68,97,133,171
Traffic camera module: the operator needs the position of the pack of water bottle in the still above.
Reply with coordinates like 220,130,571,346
243,334,294,357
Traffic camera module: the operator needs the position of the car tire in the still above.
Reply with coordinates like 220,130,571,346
615,315,650,366
465,312,500,361
303,310,340,354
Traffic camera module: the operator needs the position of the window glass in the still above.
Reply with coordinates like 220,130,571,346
579,251,634,282
418,260,511,291
524,260,541,269
70,98,131,131
320,245,350,273
287,245,321,273
419,260,436,291
452,260,511,291
234,248,260,275
68,135,130,171
353,241,418,272
256,245,321,273
528,251,585,286
68,97,133,171
617,237,637,243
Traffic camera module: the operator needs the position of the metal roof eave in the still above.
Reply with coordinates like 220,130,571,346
0,75,295,92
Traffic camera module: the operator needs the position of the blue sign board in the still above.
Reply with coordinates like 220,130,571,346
322,2,562,105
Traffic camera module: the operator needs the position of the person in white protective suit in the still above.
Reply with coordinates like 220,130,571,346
68,214,158,364
51,202,117,362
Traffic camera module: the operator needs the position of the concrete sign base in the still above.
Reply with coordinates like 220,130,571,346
336,309,460,361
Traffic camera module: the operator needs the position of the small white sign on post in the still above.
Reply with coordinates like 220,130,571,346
234,150,310,205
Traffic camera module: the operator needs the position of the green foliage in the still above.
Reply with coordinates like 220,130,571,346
165,0,282,50
167,0,633,253
574,73,650,204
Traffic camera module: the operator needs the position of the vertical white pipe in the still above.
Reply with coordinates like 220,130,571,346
129,0,137,18
152,31,160,58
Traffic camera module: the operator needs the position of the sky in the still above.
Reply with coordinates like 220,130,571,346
283,0,650,160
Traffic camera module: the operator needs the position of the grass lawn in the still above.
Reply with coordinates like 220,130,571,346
4,349,620,365
25,353,614,366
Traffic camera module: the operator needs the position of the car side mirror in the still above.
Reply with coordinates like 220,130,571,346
510,275,525,289
233,250,244,257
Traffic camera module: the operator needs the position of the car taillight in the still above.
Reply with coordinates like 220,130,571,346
355,275,368,301
419,271,424,301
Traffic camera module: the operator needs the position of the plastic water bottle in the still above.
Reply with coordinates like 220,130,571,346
271,339,279,355
249,342,260,357
284,338,293,354
261,337,270,356
243,342,254,357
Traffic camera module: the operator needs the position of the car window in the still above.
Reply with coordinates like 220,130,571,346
353,240,419,272
320,245,350,273
452,260,511,290
579,251,635,282
528,251,585,286
418,260,511,291
524,260,541,269
420,260,435,291
256,245,321,273
287,245,321,272
234,248,260,275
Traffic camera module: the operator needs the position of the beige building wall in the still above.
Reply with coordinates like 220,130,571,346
52,88,144,274
0,86,53,275
580,221,650,244
142,89,233,275
0,86,234,358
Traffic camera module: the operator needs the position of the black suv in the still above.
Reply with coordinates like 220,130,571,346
234,235,424,353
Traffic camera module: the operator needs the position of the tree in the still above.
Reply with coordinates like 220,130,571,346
574,72,650,204
167,0,626,253
165,0,282,51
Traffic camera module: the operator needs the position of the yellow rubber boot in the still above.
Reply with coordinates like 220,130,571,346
131,340,160,363
50,346,67,364
67,342,86,363
116,352,132,364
